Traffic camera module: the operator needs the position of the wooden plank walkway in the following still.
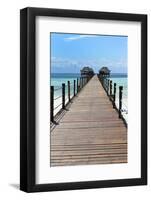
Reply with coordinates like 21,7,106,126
50,75,127,166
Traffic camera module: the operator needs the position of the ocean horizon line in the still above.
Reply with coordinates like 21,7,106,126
51,72,128,75
51,73,128,78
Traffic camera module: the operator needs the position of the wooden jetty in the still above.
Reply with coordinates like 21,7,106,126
50,75,127,166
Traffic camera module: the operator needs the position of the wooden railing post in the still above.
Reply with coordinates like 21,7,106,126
74,80,76,96
119,86,123,118
107,79,110,96
77,78,79,93
80,77,82,89
68,81,70,102
101,75,103,84
110,80,112,96
51,86,54,122
62,83,65,109
113,83,116,108
105,78,107,92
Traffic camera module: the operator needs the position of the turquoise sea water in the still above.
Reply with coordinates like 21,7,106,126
51,73,80,100
51,73,128,121
51,73,81,114
110,73,127,97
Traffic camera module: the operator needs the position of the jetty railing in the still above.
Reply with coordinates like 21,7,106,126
51,76,92,123
98,74,128,124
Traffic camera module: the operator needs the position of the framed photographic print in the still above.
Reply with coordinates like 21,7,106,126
20,7,147,192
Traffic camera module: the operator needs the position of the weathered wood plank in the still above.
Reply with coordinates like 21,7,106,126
50,75,127,166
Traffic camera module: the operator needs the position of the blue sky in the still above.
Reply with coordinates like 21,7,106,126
50,33,127,74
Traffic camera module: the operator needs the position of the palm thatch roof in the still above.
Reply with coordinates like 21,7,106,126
80,66,94,76
99,67,110,75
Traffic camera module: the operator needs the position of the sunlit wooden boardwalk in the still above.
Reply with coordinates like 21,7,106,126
50,75,127,166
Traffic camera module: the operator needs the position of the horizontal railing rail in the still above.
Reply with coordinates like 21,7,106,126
54,87,62,91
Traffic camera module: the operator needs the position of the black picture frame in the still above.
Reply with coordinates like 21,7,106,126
20,7,147,192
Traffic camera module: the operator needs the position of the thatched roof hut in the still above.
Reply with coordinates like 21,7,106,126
80,66,94,77
99,67,110,76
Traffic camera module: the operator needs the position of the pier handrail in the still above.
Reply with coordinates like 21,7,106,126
50,75,93,123
98,74,127,125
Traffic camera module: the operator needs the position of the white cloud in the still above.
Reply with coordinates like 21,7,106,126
51,57,127,73
64,35,98,41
